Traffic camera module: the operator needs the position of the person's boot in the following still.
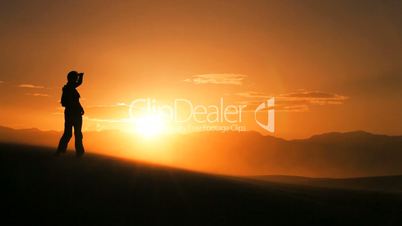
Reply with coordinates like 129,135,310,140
54,147,67,156
76,150,84,158
56,136,69,155
75,139,85,157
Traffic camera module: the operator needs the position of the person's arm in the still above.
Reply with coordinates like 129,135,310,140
75,73,84,88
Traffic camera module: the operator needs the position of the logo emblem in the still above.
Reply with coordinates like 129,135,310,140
254,97,275,132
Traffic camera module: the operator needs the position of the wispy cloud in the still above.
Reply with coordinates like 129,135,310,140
184,73,247,85
234,90,348,112
235,91,270,99
18,84,45,89
25,93,49,97
0,81,4,84
277,90,348,105
276,104,310,112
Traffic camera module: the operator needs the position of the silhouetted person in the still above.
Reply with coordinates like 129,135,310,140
56,71,85,157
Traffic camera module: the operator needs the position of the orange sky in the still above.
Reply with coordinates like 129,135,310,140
0,0,401,139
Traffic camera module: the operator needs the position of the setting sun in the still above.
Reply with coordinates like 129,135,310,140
133,114,166,138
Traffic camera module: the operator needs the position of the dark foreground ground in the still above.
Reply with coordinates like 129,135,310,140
1,143,401,226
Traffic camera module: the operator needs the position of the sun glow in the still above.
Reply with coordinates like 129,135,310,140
133,114,166,138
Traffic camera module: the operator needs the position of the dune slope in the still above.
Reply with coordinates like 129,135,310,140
1,143,402,226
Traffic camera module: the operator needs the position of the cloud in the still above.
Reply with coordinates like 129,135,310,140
25,93,49,97
277,91,348,104
184,73,247,85
235,91,270,99
278,105,310,112
233,90,348,112
18,84,45,89
0,81,4,84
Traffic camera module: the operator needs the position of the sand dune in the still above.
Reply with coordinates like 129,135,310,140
1,143,402,226
250,175,402,193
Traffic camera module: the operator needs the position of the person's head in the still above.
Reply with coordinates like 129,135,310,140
67,71,78,83
67,71,83,83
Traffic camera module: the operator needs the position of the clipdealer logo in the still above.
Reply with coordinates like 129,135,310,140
128,97,275,133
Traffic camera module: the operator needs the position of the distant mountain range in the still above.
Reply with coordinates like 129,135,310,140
1,125,402,178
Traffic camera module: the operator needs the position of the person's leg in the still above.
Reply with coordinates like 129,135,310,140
73,114,85,156
56,113,73,153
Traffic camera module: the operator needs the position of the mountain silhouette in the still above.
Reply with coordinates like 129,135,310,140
1,126,402,177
